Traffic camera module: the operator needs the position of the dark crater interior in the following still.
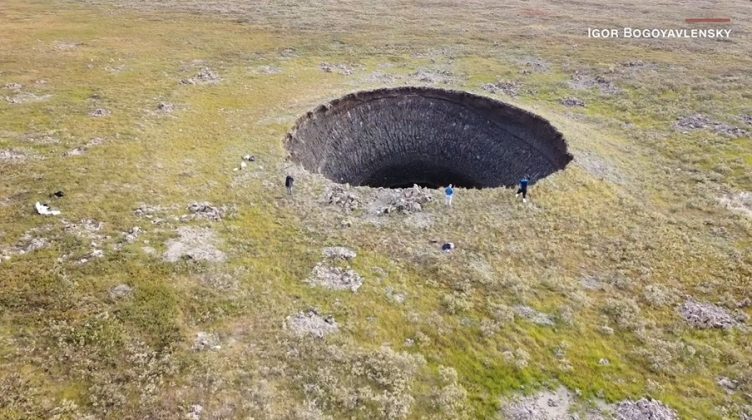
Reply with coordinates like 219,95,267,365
286,87,573,188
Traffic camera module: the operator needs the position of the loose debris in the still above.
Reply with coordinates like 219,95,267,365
742,114,752,125
482,80,521,96
320,62,354,75
560,97,585,107
156,102,174,113
1,232,49,263
181,67,221,85
569,71,621,95
89,108,110,117
242,154,256,162
109,284,133,299
675,114,749,138
441,242,455,252
513,305,555,326
325,184,360,212
719,191,752,218
286,310,338,338
123,226,142,243
193,331,221,351
380,185,433,214
164,227,226,262
0,150,28,162
306,262,363,292
679,300,739,329
717,377,739,394
186,202,227,221
411,68,456,85
35,202,61,216
322,246,356,260
5,92,52,104
500,387,575,420
614,398,678,420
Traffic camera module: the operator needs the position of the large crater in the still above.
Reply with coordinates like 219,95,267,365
286,87,572,188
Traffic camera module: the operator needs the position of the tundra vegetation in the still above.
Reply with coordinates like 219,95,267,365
0,0,750,418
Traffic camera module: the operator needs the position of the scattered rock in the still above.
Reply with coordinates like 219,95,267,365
5,83,22,90
482,80,520,96
742,114,752,125
560,97,585,107
157,102,174,113
441,242,455,252
164,227,226,263
569,71,620,95
5,92,52,104
286,310,338,338
679,300,738,329
186,404,203,420
123,226,141,243
675,114,749,138
306,263,363,292
513,305,555,326
380,185,433,214
187,202,226,221
193,331,221,351
322,246,356,261
717,376,738,394
64,147,87,157
614,398,678,420
500,387,575,420
598,358,610,366
325,184,360,212
242,154,255,162
181,67,221,85
109,284,133,299
718,191,752,218
0,150,28,162
254,65,282,75
89,108,110,117
386,287,406,304
320,62,354,75
411,68,456,85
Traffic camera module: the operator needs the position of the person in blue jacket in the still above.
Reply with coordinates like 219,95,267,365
516,176,529,203
444,184,454,207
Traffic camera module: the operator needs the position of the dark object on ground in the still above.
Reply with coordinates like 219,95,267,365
286,87,572,189
285,175,294,195
52,191,64,198
243,154,256,162
442,242,455,252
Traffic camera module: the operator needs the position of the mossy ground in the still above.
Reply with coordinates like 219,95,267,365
1,0,750,418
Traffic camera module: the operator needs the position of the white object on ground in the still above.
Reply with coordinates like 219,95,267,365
35,202,60,216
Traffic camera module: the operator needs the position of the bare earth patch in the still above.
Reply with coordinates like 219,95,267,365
482,80,521,97
0,149,29,162
305,262,363,292
500,387,575,419
322,246,356,260
164,227,226,262
718,192,752,218
679,300,739,329
615,398,678,420
569,71,620,95
286,310,339,338
181,67,221,85
675,114,749,138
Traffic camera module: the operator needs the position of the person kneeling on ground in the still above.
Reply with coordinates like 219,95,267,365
444,184,454,207
515,176,529,203
285,175,294,195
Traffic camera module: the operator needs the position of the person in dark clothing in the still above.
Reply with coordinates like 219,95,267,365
515,176,529,203
285,175,294,195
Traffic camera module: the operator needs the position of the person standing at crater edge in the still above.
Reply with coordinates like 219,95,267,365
444,184,454,207
285,175,295,195
515,176,529,203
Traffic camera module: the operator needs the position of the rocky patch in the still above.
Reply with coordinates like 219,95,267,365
322,246,356,261
306,262,363,292
614,398,678,420
181,67,221,85
186,202,228,221
193,331,221,351
482,80,521,97
410,68,457,85
569,71,620,95
5,92,52,104
679,300,739,329
325,184,360,212
89,108,110,117
373,185,433,215
500,387,575,419
164,227,226,263
320,62,354,75
675,114,749,138
109,284,133,299
0,149,29,162
718,192,752,218
286,310,338,338
513,305,555,326
560,97,585,107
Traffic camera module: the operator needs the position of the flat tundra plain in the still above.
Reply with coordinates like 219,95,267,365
1,0,751,418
